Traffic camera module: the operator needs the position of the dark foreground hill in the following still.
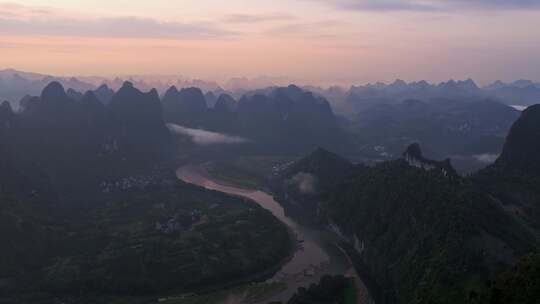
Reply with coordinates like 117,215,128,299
273,105,540,303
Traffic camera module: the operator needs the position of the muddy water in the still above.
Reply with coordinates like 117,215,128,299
176,164,352,302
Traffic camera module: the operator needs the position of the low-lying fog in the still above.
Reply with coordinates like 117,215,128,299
167,124,248,145
511,105,529,111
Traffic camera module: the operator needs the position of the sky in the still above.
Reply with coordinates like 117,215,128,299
1,0,539,85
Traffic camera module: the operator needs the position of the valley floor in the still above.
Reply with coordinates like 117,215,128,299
176,163,372,304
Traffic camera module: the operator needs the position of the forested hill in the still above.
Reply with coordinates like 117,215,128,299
274,105,540,303
0,82,292,303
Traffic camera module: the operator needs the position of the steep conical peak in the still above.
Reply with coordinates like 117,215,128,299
392,79,407,86
163,86,180,101
93,84,114,104
497,104,540,172
287,84,302,94
166,85,179,95
116,81,141,96
178,87,207,109
41,81,67,102
148,88,159,100
465,78,478,86
97,83,110,90
214,94,236,111
280,147,352,189
81,91,100,104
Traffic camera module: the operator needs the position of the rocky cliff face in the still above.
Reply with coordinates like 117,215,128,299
496,104,540,173
403,143,457,178
474,105,540,240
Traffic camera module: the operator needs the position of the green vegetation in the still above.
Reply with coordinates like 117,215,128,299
286,275,356,304
206,156,295,189
321,160,536,304
270,148,355,224
0,178,292,302
0,82,294,302
268,105,540,304
487,252,540,304
273,140,540,303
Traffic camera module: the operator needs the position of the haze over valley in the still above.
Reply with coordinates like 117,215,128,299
1,1,540,304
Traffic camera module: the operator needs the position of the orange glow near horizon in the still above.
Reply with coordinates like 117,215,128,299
1,1,540,85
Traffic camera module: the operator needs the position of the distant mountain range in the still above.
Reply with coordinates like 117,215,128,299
1,69,536,171
349,97,520,169
157,82,524,168
311,79,540,115
0,69,95,108
2,68,540,110
0,69,282,108
0,69,223,109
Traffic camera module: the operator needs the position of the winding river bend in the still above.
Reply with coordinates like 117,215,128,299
177,164,369,303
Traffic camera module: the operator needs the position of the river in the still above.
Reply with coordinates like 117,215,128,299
176,164,367,303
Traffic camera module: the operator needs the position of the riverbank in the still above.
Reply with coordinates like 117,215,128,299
174,165,299,303
176,163,354,303
193,162,377,304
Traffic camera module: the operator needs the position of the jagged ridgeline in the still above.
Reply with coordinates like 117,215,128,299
5,81,172,199
0,82,291,302
272,106,540,304
162,84,353,155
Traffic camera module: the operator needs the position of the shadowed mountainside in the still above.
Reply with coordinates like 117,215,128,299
0,82,291,303
273,105,540,303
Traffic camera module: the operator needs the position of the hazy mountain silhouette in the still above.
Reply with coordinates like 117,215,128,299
0,69,95,108
496,104,540,172
3,81,172,200
94,83,115,104
162,86,208,127
214,93,236,112
349,97,520,169
163,84,352,155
